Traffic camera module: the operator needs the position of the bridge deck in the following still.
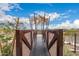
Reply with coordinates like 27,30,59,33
30,34,49,56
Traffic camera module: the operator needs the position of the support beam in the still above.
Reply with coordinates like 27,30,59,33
22,35,31,50
57,29,63,56
16,30,22,56
48,35,57,50
47,31,58,50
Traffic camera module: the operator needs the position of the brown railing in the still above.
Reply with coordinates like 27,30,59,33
16,30,37,56
43,29,63,56
15,29,63,56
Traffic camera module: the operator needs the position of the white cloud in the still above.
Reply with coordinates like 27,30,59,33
49,19,79,29
73,19,79,29
0,3,22,12
19,17,30,24
73,19,79,26
30,11,60,22
0,10,5,16
33,11,49,18
0,14,16,24
49,12,60,21
34,11,46,16
48,20,71,29
0,3,22,18
56,20,72,29
13,4,23,10
0,3,23,23
0,3,13,11
0,15,30,25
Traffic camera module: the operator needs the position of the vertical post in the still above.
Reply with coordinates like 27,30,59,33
16,30,22,56
43,13,45,40
29,16,33,48
43,13,45,30
48,16,50,29
47,31,49,49
57,29,63,56
31,31,32,48
34,13,37,39
29,16,33,30
34,13,35,30
74,33,76,53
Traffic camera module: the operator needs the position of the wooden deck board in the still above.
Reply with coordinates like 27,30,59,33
30,34,49,56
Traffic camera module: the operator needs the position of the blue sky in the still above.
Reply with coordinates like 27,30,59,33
0,3,79,29
6,3,79,17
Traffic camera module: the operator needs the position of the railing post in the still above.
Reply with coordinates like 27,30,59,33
57,29,63,56
47,30,49,49
31,30,33,48
74,33,76,53
16,30,22,56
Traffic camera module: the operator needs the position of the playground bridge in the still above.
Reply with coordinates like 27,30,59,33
15,29,63,56
14,13,63,56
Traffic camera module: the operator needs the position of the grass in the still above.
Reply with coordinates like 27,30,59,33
63,44,79,56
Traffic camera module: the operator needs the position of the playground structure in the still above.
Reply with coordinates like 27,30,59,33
13,13,63,56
